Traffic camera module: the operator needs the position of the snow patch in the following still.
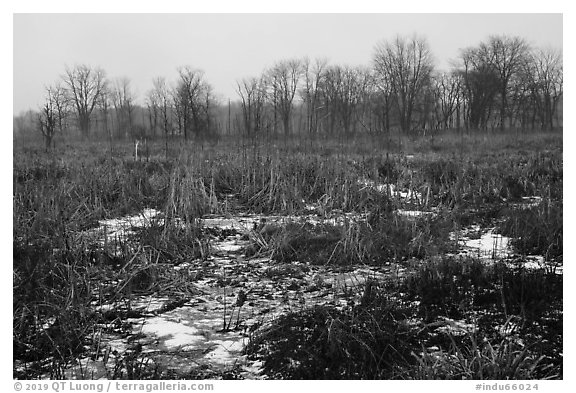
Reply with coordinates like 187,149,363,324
139,317,203,349
396,209,435,218
358,179,422,202
451,226,512,259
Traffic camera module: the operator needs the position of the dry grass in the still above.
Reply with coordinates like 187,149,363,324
13,129,562,379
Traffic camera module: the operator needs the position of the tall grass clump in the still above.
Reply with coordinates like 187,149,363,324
246,257,562,380
245,289,419,379
13,243,96,363
402,257,562,323
405,334,560,380
400,257,562,377
498,200,562,261
258,210,453,266
207,150,394,214
13,148,210,374
396,147,562,210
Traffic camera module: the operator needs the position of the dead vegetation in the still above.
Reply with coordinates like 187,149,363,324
13,130,562,379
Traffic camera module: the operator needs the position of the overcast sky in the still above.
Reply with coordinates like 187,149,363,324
13,13,562,115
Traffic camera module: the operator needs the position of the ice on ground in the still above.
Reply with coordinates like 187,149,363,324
241,360,264,377
506,255,563,274
56,210,441,379
331,268,390,293
124,302,264,376
93,296,172,316
132,296,173,313
396,209,435,218
83,208,162,249
507,255,547,270
98,208,161,229
203,215,282,234
522,196,543,204
510,196,543,210
451,226,562,273
58,358,109,380
358,179,422,202
433,317,477,336
139,317,204,349
203,217,249,232
215,239,244,253
451,226,512,259
305,204,317,211
358,178,389,193
203,340,245,365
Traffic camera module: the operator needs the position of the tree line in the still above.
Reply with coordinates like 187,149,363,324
17,34,562,149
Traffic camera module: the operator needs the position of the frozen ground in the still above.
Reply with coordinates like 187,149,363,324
47,199,558,379
57,209,403,379
451,225,512,259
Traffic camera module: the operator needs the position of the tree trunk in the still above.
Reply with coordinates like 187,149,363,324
79,113,90,137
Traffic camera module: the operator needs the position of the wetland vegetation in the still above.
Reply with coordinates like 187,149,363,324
13,130,562,379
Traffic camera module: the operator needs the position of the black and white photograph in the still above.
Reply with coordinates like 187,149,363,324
9,3,567,387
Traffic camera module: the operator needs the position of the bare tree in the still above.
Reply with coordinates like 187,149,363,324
300,57,327,135
62,64,107,137
353,69,381,135
415,80,436,133
479,36,531,130
237,78,255,136
146,88,160,137
96,85,114,153
37,87,59,150
177,66,200,140
237,76,268,136
507,59,534,129
174,66,214,140
432,71,461,129
529,47,563,130
49,82,71,135
171,85,183,137
372,66,393,134
149,77,172,156
373,35,434,133
321,65,371,135
111,77,136,139
202,83,219,144
458,47,500,130
268,59,303,135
